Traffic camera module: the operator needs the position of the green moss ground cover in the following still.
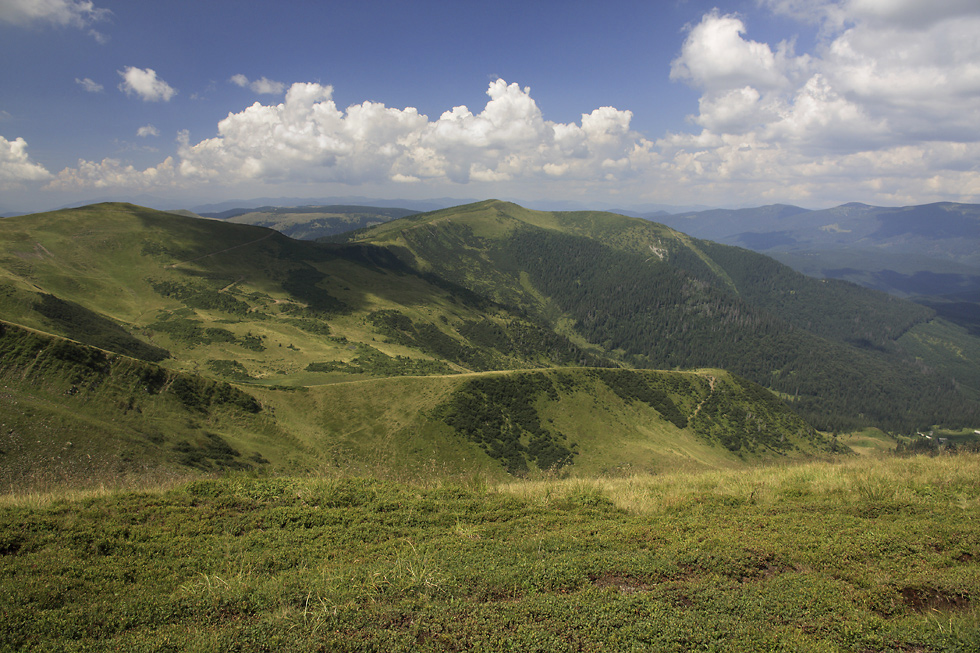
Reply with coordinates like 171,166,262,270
1,455,977,652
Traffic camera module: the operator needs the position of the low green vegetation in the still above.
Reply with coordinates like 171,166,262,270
438,373,573,475
1,455,977,652
148,312,266,351
149,279,252,316
306,344,456,377
0,321,281,491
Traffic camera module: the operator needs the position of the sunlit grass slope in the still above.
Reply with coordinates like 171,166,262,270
1,455,977,651
0,202,606,384
0,320,834,491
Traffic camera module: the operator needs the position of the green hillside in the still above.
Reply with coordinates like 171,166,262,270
2,200,979,487
2,201,977,652
1,320,838,489
341,200,980,431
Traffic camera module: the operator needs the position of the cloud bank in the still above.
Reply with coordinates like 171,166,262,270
38,2,980,207
51,80,654,195
654,1,980,204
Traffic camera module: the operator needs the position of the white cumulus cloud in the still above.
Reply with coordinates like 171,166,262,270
230,74,286,95
0,135,53,189
53,79,654,196
653,2,980,205
670,11,808,93
50,156,176,190
118,67,176,102
169,79,653,187
137,124,159,138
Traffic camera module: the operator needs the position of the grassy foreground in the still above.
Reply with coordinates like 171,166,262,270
1,455,978,652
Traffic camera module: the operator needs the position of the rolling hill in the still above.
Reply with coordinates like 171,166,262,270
339,200,980,430
1,200,978,486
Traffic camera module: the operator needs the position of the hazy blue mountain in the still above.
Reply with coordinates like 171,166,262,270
188,196,472,215
650,202,980,304
203,205,420,240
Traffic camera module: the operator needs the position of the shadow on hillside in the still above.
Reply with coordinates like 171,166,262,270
140,212,487,315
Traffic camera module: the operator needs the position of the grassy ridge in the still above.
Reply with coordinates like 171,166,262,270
0,321,290,491
0,203,609,386
344,201,980,432
0,320,833,491
1,455,977,652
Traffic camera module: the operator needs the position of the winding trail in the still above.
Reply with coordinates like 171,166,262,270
219,276,246,293
690,374,717,420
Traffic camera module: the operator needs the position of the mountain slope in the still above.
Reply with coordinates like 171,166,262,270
2,200,977,489
0,202,607,383
0,320,832,488
341,200,980,431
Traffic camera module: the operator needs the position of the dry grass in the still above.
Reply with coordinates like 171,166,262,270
496,453,980,514
0,466,198,508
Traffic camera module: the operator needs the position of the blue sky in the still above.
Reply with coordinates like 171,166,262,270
2,0,979,213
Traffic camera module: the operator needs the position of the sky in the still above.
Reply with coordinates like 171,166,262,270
2,0,980,213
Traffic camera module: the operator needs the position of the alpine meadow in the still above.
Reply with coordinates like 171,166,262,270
1,199,978,651
6,0,980,649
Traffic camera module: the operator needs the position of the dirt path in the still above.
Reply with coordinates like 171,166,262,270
219,276,246,293
690,374,716,420
166,231,275,269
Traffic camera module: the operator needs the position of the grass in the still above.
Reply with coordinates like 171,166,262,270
839,428,898,456
1,454,977,652
0,315,863,494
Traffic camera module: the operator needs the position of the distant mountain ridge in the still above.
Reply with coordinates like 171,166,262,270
650,201,980,333
655,201,980,272
201,205,420,240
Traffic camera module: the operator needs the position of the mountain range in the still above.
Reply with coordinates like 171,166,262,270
1,200,978,487
654,202,980,287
